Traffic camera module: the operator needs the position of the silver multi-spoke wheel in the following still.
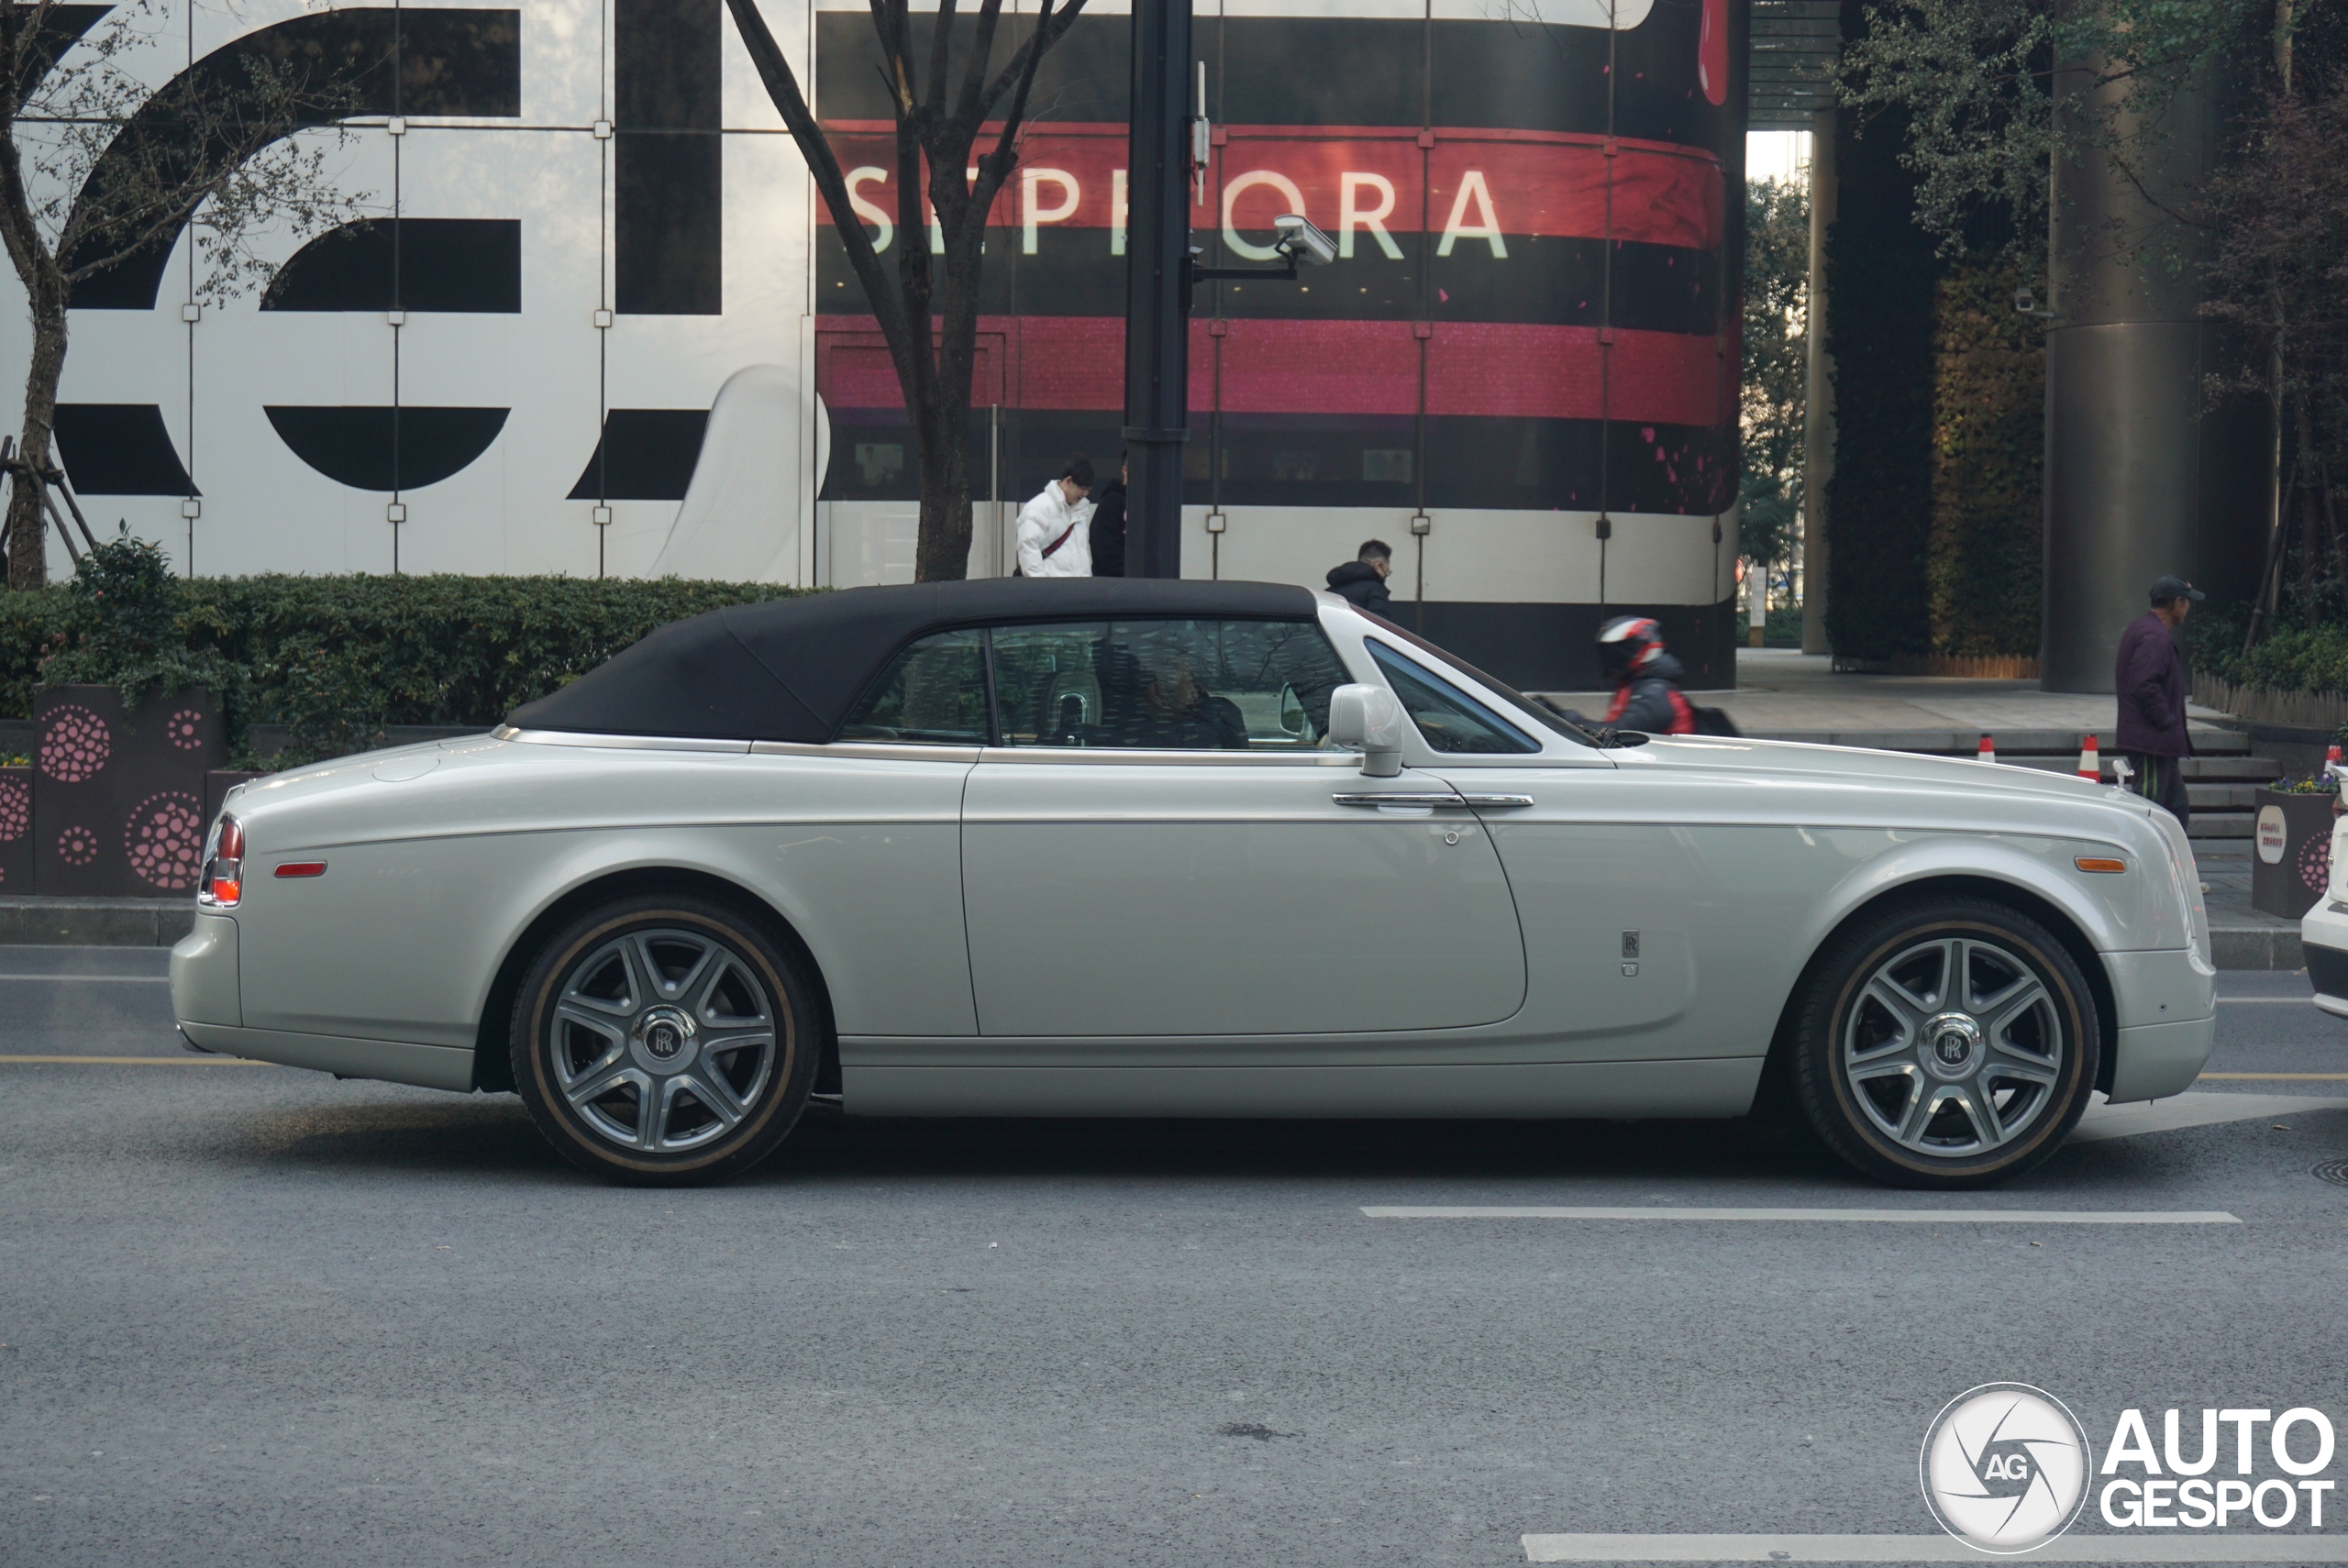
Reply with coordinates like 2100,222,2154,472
514,897,815,1184
1793,900,2099,1188
1841,935,2064,1156
548,928,778,1153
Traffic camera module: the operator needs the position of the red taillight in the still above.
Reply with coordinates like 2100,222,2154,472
199,813,245,908
274,861,327,878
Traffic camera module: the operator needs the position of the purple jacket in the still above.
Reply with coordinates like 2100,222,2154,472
2114,610,2191,757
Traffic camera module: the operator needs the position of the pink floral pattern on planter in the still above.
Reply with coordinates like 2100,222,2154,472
166,708,205,750
40,705,111,783
124,791,205,890
2302,832,2332,894
56,824,98,866
0,776,27,842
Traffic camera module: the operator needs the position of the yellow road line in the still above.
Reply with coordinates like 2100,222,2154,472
0,1055,268,1066
2197,1072,2348,1081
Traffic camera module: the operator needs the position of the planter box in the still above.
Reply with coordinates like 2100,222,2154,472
2253,787,2337,920
0,765,28,893
30,685,225,898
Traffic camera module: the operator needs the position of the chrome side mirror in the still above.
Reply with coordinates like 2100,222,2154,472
1328,683,1404,778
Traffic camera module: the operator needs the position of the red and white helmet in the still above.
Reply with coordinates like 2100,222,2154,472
1596,615,1666,681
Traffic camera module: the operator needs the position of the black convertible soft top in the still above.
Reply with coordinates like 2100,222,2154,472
506,578,1324,743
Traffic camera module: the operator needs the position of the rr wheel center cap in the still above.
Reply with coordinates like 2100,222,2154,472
633,1006,699,1073
1922,1011,1984,1079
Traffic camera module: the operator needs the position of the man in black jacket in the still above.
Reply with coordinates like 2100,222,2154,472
1325,540,1392,613
1090,453,1128,577
2115,574,2202,827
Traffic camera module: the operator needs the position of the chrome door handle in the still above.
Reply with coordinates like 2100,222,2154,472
1331,791,1468,807
1456,794,1534,808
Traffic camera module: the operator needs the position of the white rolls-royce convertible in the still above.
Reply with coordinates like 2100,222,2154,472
170,580,2215,1187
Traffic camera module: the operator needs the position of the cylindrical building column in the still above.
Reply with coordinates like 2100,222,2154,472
2039,38,2269,691
1800,105,1835,656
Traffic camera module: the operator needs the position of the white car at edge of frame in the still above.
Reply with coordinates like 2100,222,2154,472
2298,770,2348,1018
170,579,2216,1188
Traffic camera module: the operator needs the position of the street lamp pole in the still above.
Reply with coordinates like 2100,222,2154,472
1121,0,1193,579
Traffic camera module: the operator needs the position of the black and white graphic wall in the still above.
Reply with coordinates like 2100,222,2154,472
9,0,1744,689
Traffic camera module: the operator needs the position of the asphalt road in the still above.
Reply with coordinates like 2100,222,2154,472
4,948,2346,1568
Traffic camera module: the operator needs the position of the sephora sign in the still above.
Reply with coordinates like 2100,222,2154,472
17,0,1744,690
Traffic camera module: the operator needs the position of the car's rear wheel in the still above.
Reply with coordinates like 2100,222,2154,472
511,894,818,1185
1791,897,2099,1188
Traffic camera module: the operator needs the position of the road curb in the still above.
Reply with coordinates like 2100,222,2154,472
0,898,194,947
2210,922,2303,971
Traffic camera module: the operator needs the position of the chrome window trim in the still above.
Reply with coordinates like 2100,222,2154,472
975,745,1357,767
753,740,984,762
497,727,751,754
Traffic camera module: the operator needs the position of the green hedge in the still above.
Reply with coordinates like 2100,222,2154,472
5,574,815,760
2197,615,2348,695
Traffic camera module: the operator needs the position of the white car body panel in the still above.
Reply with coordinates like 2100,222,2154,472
960,750,1526,1035
2301,813,2348,1015
173,596,2217,1115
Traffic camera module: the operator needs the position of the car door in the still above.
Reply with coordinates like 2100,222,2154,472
960,615,1528,1038
1358,638,1706,1049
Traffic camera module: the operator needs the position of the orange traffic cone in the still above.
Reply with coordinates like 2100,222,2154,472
1977,734,1997,765
2077,734,2101,781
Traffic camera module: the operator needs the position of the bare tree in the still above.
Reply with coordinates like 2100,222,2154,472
725,0,1087,582
0,0,360,589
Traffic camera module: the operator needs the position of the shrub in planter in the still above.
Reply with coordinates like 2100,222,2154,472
29,531,237,896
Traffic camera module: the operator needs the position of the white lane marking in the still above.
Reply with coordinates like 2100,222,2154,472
2199,1072,2348,1080
0,973,171,983
1523,1534,2348,1562
1362,1207,2239,1223
2069,1092,2348,1143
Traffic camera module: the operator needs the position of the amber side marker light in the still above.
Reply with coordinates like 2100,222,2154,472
2075,857,2127,874
274,862,327,878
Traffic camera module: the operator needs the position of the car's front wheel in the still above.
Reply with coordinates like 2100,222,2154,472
1791,897,2100,1188
511,894,819,1185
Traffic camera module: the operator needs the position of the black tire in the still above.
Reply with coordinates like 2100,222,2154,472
510,893,820,1186
1790,896,2100,1189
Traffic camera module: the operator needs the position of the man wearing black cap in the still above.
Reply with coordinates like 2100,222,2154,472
2115,574,2205,827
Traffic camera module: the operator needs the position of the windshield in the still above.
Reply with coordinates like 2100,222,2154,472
1352,609,1599,747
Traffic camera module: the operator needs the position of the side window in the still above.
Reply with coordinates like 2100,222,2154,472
1367,640,1539,755
990,619,1350,750
836,628,990,744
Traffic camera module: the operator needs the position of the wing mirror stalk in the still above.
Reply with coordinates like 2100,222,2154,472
1328,683,1405,778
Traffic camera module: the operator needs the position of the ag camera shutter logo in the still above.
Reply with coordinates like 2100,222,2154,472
1920,1383,2093,1552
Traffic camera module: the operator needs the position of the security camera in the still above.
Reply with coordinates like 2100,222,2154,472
2012,285,2036,314
1273,214,1336,267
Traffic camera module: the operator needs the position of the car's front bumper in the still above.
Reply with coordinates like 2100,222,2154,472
2103,948,2216,1102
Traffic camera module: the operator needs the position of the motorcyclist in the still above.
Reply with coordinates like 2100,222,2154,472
1546,616,1697,736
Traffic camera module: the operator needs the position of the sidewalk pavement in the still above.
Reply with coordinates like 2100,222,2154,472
1541,647,2234,744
